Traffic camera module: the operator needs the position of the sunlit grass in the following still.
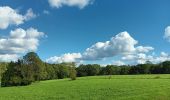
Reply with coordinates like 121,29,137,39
0,74,170,100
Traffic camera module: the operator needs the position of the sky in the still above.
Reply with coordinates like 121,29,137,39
0,0,170,65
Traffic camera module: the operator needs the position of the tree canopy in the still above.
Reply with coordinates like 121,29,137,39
1,52,170,87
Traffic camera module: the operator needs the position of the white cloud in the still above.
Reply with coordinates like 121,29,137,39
122,52,170,64
0,54,19,62
112,60,125,66
153,52,170,63
136,53,152,64
43,10,50,15
160,52,169,57
24,8,37,21
164,26,170,42
48,0,94,9
46,53,82,63
119,26,170,64
136,46,154,53
122,55,136,60
0,6,36,29
46,31,154,64
0,28,45,62
82,31,153,60
122,53,152,64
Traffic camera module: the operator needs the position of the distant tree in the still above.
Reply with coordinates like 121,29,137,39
112,66,121,75
99,67,107,75
120,65,130,75
52,64,59,79
1,52,48,87
0,62,8,80
87,64,100,76
69,66,77,80
76,64,100,77
145,61,152,64
150,64,163,74
23,52,47,81
129,66,140,74
162,61,170,74
137,64,151,74
45,63,56,80
57,64,70,79
3,51,170,87
105,65,120,75
1,60,33,87
76,64,88,77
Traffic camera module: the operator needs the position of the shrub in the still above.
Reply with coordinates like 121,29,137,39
70,67,77,80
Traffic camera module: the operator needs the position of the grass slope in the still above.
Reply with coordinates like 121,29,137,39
0,74,170,100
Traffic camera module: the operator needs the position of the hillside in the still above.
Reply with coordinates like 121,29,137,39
0,74,170,100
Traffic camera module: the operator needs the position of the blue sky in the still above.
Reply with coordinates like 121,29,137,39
0,0,170,65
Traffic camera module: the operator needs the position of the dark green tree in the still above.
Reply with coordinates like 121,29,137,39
69,67,77,80
0,62,8,80
1,60,32,87
105,65,120,75
120,65,130,75
45,63,56,80
57,64,70,79
162,61,170,74
23,52,47,81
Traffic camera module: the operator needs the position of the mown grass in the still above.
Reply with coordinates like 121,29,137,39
0,74,170,100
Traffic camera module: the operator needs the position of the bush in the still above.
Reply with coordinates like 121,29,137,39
69,67,77,80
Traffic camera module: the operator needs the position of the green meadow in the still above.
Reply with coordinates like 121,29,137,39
0,74,170,100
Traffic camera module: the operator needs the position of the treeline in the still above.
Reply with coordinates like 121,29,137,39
76,62,170,77
1,52,170,87
0,63,8,80
1,52,76,87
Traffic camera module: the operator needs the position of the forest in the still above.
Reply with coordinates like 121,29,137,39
0,52,170,87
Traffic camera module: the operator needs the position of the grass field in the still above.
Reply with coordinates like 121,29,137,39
0,74,170,100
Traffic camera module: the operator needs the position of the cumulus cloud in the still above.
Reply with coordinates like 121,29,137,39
0,6,36,29
48,0,94,9
0,28,45,62
164,26,170,42
122,53,152,64
24,8,37,21
160,52,169,57
82,31,153,60
136,53,153,64
136,46,154,53
153,52,170,63
122,52,170,64
46,53,82,63
122,55,136,61
46,31,154,64
112,60,125,66
0,54,19,62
